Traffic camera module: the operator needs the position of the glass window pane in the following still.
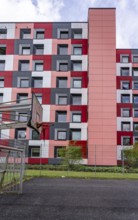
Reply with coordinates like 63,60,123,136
58,96,67,105
133,56,138,63
35,63,43,71
134,109,138,117
73,62,82,71
36,31,44,39
121,95,130,103
72,95,81,105
20,79,29,88
73,47,82,55
17,130,26,139
57,78,67,88
72,114,81,122
60,31,69,39
122,123,130,131
19,113,28,122
31,148,40,157
123,137,130,145
58,45,68,55
73,79,82,88
133,82,138,90
0,29,7,39
134,96,138,104
122,109,130,117
57,112,66,122
0,61,5,70
0,79,4,87
134,123,138,131
59,63,68,71
122,56,129,63
122,82,130,90
57,131,66,140
0,94,3,103
71,131,81,140
133,69,138,76
33,78,43,88
22,47,30,55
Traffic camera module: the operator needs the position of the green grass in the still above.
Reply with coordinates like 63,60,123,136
26,170,138,180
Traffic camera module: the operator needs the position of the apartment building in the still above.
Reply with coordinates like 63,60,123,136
0,8,136,165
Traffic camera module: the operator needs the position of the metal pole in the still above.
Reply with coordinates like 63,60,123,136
122,146,125,174
20,151,23,194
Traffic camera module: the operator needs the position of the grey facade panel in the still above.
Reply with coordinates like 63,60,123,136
52,22,71,39
132,49,138,54
132,77,138,80
51,55,71,71
14,39,33,55
50,122,69,140
50,88,70,105
133,104,138,108
12,71,32,87
48,158,62,165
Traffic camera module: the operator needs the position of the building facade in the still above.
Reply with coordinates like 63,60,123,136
0,8,137,165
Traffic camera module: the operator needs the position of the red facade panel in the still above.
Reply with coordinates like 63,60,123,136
0,71,12,87
69,140,87,158
71,39,88,55
41,123,51,140
28,158,48,164
34,23,53,39
71,71,88,88
32,88,51,104
116,49,132,63
0,40,14,54
70,105,87,122
33,55,52,71
117,131,133,145
117,103,133,117
116,76,132,89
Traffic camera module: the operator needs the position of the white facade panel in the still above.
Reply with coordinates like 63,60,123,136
117,117,133,131
32,71,51,88
0,23,15,39
0,88,12,102
117,145,133,160
42,105,50,122
1,129,10,139
29,140,49,158
33,39,52,54
0,55,14,71
116,63,132,76
71,23,88,39
117,90,132,103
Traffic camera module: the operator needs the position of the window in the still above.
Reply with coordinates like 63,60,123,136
20,29,31,39
35,93,42,104
133,56,138,63
16,128,26,140
71,94,82,105
56,111,67,122
31,147,40,157
0,113,2,121
72,29,82,39
72,78,82,88
54,146,64,158
58,45,68,55
17,93,28,103
57,130,67,140
0,78,4,88
133,95,138,104
121,81,130,90
134,137,138,144
121,68,129,76
34,44,44,55
33,77,43,88
133,82,138,90
32,130,40,140
72,61,82,71
57,77,67,88
121,108,130,117
72,113,81,123
122,137,131,146
0,29,7,39
19,78,29,88
121,56,129,63
133,68,138,76
34,61,43,71
21,46,31,55
121,95,130,103
18,113,28,122
134,123,138,131
19,60,29,71
0,94,3,103
121,122,130,131
0,45,6,55
58,96,67,105
58,62,68,71
35,30,44,39
59,30,69,39
73,46,82,55
0,61,5,71
134,109,138,117
71,129,81,140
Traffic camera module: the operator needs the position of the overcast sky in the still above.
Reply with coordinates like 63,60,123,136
0,0,137,48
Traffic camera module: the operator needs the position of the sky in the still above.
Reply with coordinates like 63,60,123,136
0,0,137,48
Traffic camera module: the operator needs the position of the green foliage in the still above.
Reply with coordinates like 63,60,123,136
58,145,82,170
124,143,138,168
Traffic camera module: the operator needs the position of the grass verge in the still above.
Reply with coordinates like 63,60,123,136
26,170,138,180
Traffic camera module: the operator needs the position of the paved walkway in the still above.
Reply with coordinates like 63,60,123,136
0,178,138,220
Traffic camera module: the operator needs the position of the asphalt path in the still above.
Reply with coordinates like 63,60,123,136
0,178,138,220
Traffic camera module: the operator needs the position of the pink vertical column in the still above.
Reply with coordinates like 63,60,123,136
88,9,117,165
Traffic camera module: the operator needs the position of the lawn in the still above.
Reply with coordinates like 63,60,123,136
26,170,138,180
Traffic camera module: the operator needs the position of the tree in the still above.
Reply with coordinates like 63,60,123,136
124,143,138,168
59,145,82,170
